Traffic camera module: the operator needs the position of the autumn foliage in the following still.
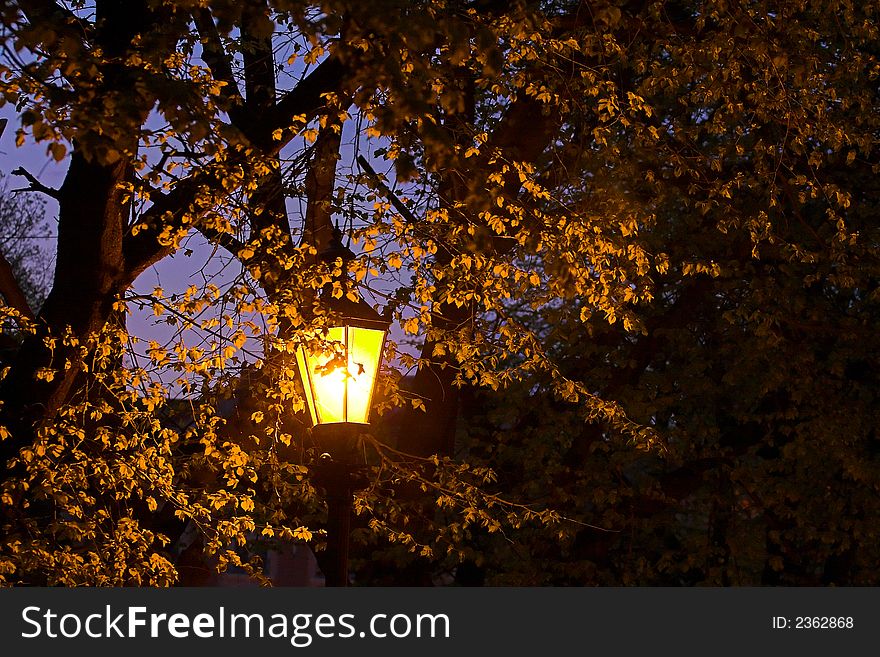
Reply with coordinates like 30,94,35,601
0,0,877,585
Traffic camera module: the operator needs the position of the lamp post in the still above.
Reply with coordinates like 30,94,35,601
295,228,390,587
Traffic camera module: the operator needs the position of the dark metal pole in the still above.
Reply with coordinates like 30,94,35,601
323,474,352,587
314,424,357,587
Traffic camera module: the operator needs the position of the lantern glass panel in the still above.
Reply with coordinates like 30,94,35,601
345,325,385,423
296,325,386,425
295,347,318,425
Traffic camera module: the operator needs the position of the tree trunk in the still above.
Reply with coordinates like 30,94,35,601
0,151,130,473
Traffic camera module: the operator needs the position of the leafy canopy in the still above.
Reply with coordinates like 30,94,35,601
0,0,877,585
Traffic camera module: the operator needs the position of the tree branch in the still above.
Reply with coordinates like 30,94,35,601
122,173,217,281
298,125,342,255
262,57,348,151
241,0,277,117
18,0,92,37
357,156,421,226
11,166,61,199
193,8,245,115
123,58,349,279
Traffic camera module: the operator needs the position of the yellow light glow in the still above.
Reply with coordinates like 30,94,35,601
297,325,386,425
345,326,385,423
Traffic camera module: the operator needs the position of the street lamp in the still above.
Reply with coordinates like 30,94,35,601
295,228,390,586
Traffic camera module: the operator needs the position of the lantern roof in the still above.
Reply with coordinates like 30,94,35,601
320,226,356,265
321,293,389,331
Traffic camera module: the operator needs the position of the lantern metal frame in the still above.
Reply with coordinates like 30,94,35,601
296,294,390,427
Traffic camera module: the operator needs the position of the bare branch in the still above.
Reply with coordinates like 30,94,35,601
11,166,61,199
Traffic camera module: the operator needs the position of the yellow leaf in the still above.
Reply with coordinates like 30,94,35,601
34,368,55,382
293,526,313,541
48,142,66,161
